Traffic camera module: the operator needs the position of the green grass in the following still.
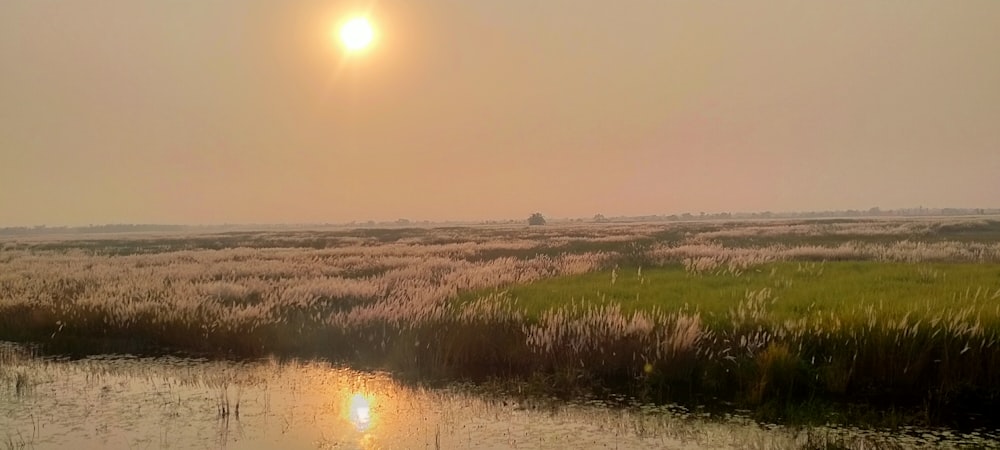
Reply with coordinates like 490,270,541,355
469,262,1000,326
448,260,1000,424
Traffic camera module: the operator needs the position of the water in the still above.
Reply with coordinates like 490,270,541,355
1,344,996,449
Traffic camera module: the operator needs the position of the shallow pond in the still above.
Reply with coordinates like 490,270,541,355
1,343,996,449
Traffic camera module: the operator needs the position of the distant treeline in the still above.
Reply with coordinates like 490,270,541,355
3,207,998,236
0,224,189,236
606,207,1000,223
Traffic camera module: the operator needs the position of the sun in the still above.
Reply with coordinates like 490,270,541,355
339,17,374,52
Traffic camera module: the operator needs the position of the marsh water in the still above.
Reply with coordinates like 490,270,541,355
1,344,996,449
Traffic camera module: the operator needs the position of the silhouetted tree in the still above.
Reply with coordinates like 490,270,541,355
528,213,546,226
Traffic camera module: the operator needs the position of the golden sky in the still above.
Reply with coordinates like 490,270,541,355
2,1,998,225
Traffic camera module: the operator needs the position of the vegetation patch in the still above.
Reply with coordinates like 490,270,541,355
475,261,1000,323
465,261,1000,423
3,218,1000,428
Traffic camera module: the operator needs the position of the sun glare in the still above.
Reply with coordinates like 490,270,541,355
339,17,374,52
348,393,373,431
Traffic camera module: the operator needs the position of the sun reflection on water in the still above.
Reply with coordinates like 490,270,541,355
1,350,993,449
347,392,374,432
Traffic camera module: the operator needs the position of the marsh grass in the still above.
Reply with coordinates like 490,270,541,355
488,262,1000,323
494,262,1000,424
2,218,1000,427
0,344,35,397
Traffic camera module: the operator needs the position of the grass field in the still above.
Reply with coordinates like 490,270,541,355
465,260,1000,423
2,217,1000,426
479,261,1000,323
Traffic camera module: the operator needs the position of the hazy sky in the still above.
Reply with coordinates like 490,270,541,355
2,1,998,225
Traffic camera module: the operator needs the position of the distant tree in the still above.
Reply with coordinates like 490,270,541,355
528,213,546,226
593,214,608,223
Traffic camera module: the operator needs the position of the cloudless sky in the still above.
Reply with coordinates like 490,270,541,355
2,1,998,226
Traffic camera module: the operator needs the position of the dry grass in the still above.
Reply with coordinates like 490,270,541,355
2,218,1000,424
